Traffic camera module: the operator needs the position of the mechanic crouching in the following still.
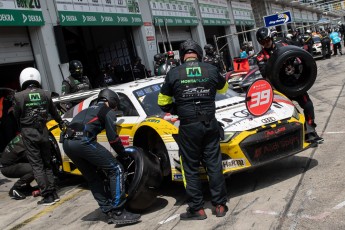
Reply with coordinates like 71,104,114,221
255,27,324,145
0,134,36,200
62,89,140,225
158,39,229,220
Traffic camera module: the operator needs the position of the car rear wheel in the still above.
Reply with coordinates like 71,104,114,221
118,146,163,212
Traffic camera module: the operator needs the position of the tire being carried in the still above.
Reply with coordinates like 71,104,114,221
117,146,163,212
265,45,317,97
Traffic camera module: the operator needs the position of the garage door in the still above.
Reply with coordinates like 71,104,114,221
155,26,191,43
0,27,34,64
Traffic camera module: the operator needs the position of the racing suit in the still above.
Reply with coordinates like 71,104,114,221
158,58,229,211
13,86,63,197
320,33,331,59
301,34,314,55
61,75,92,96
256,42,318,136
0,134,34,193
62,102,126,214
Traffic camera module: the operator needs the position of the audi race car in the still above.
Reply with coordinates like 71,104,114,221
47,76,312,210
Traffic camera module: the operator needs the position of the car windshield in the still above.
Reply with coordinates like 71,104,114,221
313,36,321,43
133,83,239,116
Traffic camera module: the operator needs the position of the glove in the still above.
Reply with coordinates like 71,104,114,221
59,120,69,132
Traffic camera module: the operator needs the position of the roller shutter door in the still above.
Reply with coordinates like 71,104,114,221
155,26,191,43
0,27,34,64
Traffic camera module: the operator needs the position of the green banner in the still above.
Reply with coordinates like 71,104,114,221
153,16,198,26
235,20,255,26
202,18,231,26
58,11,143,26
0,9,44,26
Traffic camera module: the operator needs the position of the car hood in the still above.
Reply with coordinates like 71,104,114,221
215,94,295,131
158,93,295,132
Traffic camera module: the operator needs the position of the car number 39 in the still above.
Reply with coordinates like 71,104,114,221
250,89,271,108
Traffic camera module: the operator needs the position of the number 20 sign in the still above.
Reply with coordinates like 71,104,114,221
245,79,273,116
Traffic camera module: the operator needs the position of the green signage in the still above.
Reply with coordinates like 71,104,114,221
235,20,255,26
203,18,231,26
153,16,198,26
0,9,44,26
58,11,142,26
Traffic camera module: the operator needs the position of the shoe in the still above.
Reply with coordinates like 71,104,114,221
107,209,141,225
180,207,207,220
306,132,324,144
214,205,228,217
52,191,60,202
9,188,26,200
37,195,56,206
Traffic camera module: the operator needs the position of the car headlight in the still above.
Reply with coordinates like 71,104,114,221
221,131,238,143
292,108,300,120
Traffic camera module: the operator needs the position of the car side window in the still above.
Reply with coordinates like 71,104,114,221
117,93,139,116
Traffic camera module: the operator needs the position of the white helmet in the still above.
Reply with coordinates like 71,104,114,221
286,34,293,39
19,67,41,89
306,30,311,34
338,21,342,25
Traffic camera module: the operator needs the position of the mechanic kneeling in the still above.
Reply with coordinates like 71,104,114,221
255,27,324,144
62,88,140,225
0,134,37,200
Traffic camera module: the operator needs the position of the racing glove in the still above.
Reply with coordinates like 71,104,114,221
59,120,69,132
110,138,126,157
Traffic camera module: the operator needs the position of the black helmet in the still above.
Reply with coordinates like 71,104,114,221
256,27,272,45
154,53,162,62
69,60,83,76
98,88,120,109
204,44,214,55
179,39,203,63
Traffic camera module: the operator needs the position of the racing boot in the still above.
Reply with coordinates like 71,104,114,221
9,187,26,200
37,194,56,206
180,207,207,220
52,191,60,202
305,132,324,145
214,204,228,217
107,209,141,225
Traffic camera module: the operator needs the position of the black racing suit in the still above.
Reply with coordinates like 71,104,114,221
256,42,317,133
203,54,223,73
0,134,34,190
13,86,63,197
158,58,229,211
321,34,331,59
61,75,92,96
132,63,149,80
62,102,126,213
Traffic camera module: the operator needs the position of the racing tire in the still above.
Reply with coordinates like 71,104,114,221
265,45,317,97
49,133,64,178
118,146,163,212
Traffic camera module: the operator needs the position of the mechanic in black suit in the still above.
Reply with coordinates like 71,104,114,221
158,39,229,220
62,88,140,225
255,27,323,145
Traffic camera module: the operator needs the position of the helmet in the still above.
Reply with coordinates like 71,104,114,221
286,33,293,39
97,88,120,109
69,60,83,76
167,51,174,58
19,67,41,89
204,44,215,55
338,21,342,25
179,39,203,63
256,27,272,44
306,29,311,34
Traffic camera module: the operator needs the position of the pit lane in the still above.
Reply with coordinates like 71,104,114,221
1,55,345,229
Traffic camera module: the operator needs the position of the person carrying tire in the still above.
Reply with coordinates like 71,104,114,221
158,39,229,220
0,134,38,200
255,27,324,145
62,88,140,225
13,67,66,205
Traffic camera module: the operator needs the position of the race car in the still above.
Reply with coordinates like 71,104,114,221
47,76,312,210
226,57,262,93
312,35,323,58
